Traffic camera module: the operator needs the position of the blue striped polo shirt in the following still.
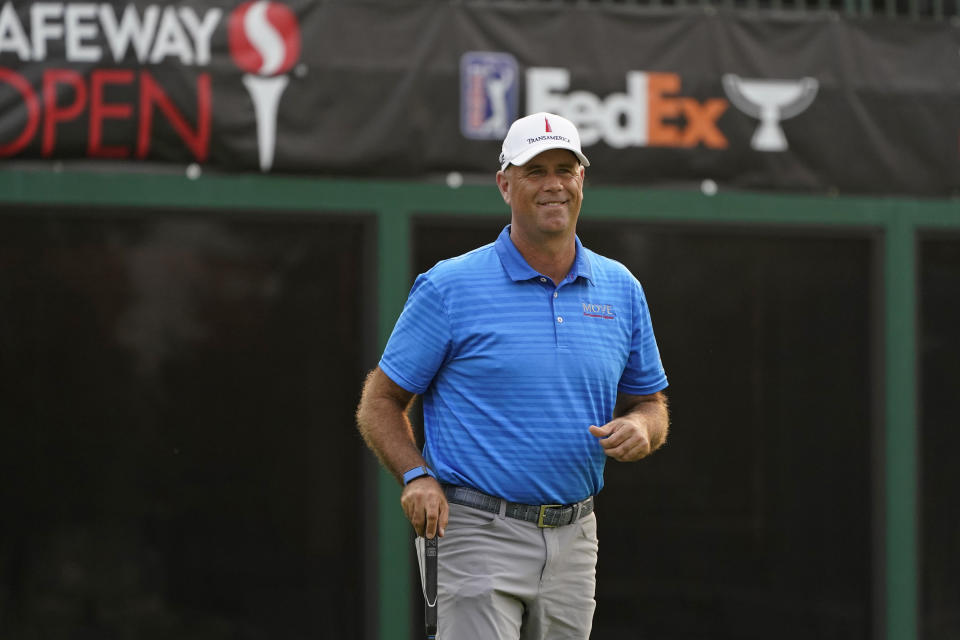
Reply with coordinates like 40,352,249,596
379,225,667,504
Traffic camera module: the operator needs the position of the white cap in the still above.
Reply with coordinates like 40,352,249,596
499,112,590,171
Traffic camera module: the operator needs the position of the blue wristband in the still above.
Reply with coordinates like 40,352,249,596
402,465,436,486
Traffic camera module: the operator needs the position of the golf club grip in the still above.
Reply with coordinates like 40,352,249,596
425,536,438,638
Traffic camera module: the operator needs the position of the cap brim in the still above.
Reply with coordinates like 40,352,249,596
502,142,590,170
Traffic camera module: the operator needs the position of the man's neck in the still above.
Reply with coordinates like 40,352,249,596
510,228,577,286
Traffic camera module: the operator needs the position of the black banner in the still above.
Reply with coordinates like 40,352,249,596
1,1,958,196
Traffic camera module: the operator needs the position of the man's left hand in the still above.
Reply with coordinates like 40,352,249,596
588,418,652,462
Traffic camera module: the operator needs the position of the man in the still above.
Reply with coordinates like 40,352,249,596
356,112,669,639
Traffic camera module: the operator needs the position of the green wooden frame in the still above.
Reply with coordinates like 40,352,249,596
3,167,958,640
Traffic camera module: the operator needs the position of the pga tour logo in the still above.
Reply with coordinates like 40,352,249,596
460,51,518,140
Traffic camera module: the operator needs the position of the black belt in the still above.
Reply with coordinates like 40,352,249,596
443,485,594,528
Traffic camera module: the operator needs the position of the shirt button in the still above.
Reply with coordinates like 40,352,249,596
553,291,558,298
540,277,547,283
557,316,563,323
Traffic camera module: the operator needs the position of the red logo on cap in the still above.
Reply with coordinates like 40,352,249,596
545,117,552,133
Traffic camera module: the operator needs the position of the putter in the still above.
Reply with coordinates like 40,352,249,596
424,536,438,639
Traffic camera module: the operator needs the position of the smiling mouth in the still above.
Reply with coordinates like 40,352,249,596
538,200,568,206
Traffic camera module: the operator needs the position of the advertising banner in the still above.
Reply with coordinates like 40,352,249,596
1,1,958,196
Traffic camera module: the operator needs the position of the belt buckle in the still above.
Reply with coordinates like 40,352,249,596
537,504,562,528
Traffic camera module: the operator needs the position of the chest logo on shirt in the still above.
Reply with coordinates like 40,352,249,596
582,303,616,319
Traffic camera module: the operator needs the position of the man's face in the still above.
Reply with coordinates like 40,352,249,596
496,148,585,239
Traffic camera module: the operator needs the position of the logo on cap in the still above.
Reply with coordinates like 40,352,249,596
499,112,590,170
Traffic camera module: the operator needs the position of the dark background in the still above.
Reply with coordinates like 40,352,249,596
0,208,955,639
1,3,957,196
411,218,876,639
0,209,372,639
919,234,960,640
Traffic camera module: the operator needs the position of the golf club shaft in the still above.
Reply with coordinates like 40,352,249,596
425,536,438,639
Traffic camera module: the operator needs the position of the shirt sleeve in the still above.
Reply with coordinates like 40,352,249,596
618,277,669,396
378,274,453,394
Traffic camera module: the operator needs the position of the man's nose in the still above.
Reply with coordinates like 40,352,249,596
542,172,563,190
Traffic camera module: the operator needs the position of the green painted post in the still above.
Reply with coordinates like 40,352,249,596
376,209,413,640
884,214,918,640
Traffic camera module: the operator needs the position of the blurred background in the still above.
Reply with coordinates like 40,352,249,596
0,1,957,639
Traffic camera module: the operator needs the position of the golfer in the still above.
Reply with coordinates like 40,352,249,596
356,112,669,639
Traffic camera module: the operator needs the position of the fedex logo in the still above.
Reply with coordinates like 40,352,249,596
528,67,728,150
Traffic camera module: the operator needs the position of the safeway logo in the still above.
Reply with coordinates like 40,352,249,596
0,2,220,64
0,1,220,159
228,0,301,171
528,67,729,150
0,0,301,170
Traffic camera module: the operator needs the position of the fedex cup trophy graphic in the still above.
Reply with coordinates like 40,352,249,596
722,75,819,152
229,1,301,172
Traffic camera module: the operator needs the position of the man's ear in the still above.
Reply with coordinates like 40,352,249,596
496,170,510,204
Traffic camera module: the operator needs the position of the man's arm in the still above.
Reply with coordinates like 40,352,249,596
355,367,448,537
588,391,669,462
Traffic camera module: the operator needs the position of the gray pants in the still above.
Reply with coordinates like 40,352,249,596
418,501,599,640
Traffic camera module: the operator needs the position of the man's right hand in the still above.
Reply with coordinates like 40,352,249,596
401,477,449,539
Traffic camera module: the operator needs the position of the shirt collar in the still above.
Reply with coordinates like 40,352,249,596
494,225,594,285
